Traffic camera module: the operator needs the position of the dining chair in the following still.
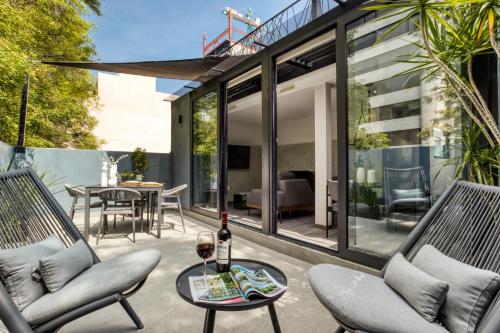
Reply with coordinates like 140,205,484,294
155,184,188,233
326,180,338,238
96,188,142,244
64,184,102,221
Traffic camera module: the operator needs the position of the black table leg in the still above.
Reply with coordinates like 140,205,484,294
203,309,216,333
268,303,281,333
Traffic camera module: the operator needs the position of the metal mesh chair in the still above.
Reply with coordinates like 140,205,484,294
96,188,141,244
0,168,160,333
152,184,188,233
64,184,102,221
383,167,432,229
309,180,500,333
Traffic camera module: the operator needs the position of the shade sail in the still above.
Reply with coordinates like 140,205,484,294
43,56,233,82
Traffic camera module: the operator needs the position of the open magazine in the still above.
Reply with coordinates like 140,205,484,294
189,265,287,304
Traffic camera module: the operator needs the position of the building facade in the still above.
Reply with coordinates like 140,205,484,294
171,0,499,268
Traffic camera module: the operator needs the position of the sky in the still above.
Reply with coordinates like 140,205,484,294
88,0,291,94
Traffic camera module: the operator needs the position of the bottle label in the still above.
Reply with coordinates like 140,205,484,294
217,240,230,264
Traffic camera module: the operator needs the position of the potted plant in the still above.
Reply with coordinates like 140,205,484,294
132,147,149,181
357,183,380,219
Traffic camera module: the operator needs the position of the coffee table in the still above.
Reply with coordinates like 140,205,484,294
176,259,287,333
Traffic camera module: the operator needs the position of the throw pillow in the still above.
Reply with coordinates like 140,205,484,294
412,245,500,333
384,252,449,322
38,239,93,292
0,235,65,310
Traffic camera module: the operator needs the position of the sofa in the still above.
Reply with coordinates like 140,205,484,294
246,171,314,222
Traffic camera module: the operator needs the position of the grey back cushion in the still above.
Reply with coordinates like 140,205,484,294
39,239,93,293
412,245,500,333
384,252,449,322
393,188,424,200
0,235,65,310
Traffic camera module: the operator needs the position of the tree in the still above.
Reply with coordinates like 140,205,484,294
365,0,500,147
0,0,103,149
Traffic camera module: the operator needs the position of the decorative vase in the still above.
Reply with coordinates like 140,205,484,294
356,167,366,184
108,164,118,186
367,169,376,184
101,162,108,186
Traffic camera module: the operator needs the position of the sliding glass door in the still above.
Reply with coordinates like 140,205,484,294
192,92,218,213
345,13,461,256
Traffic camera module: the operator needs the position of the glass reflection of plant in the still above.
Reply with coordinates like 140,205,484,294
348,80,391,151
193,93,218,190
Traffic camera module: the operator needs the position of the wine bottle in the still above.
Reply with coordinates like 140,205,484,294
216,211,231,272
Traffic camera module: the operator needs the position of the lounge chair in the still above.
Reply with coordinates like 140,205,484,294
383,167,432,230
0,168,161,333
308,180,500,333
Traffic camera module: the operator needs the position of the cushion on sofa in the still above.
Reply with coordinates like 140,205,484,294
22,249,161,326
39,240,93,293
393,189,425,200
308,264,449,333
0,235,65,311
384,252,449,322
412,245,500,333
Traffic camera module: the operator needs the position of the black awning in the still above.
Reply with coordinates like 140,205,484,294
43,56,232,82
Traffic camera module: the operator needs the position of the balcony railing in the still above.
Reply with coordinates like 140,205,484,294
214,0,341,56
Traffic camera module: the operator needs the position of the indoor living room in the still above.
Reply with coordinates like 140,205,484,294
226,30,339,250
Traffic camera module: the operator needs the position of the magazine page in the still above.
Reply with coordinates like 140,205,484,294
189,272,246,304
230,265,287,299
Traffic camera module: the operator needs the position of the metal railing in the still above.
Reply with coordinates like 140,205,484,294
214,0,341,56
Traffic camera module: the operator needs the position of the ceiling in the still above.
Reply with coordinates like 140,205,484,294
228,63,336,124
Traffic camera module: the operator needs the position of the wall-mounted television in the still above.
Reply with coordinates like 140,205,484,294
228,145,250,169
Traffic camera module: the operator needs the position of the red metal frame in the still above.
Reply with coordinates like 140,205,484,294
203,9,261,56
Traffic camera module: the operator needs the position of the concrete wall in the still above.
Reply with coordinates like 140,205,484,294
90,72,172,153
1,141,172,212
0,141,14,170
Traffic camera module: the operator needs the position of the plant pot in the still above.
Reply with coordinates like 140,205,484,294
108,164,118,186
368,206,380,219
135,174,143,181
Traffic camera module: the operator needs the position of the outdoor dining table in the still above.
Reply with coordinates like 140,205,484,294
83,183,165,240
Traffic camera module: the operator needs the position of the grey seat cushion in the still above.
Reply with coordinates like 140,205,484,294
38,240,93,293
0,235,65,311
22,249,161,326
384,253,448,322
308,264,449,333
412,245,500,333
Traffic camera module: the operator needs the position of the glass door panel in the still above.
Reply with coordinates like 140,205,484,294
346,13,461,256
192,92,218,213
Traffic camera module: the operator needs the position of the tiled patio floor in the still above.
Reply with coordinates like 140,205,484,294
59,211,339,333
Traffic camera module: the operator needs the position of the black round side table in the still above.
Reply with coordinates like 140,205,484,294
176,259,287,333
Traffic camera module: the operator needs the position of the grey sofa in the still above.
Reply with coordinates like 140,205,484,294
246,171,314,222
308,180,500,333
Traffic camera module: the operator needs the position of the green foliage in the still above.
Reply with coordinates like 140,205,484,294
132,147,149,176
356,183,379,207
364,0,500,146
439,124,500,185
193,92,218,185
119,170,135,181
348,80,391,150
192,92,217,155
0,0,103,149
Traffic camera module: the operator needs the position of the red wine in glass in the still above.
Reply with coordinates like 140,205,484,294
196,231,215,280
196,243,215,260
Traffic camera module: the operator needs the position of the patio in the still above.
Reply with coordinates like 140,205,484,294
58,210,338,333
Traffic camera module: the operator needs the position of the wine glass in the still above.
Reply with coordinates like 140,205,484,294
196,231,215,281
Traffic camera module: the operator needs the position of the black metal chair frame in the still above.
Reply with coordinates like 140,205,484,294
334,180,500,333
0,168,149,333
